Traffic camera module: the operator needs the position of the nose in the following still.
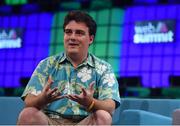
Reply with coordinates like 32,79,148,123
69,32,76,40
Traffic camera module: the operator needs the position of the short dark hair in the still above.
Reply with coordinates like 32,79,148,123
63,10,97,37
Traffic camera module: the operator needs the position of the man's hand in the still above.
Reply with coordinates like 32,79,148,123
25,76,66,109
40,76,65,104
67,81,95,108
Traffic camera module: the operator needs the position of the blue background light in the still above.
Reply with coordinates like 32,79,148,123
121,5,180,87
0,13,52,87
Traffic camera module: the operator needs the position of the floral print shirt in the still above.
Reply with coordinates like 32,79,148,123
22,52,120,116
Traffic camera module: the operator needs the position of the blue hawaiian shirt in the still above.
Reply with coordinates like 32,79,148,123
22,52,120,116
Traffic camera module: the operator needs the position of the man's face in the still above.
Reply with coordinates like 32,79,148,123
64,21,94,57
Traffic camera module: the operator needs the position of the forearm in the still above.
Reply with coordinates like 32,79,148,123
24,94,46,110
91,99,115,114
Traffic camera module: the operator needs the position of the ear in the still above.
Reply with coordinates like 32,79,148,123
89,35,94,45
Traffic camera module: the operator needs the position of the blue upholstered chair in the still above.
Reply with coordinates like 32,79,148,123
112,98,180,125
1,97,180,125
0,97,24,125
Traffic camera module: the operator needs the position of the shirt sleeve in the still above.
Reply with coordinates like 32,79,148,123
97,64,121,108
21,59,49,100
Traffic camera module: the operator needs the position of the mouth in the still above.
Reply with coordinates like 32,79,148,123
69,43,78,46
68,43,79,48
68,40,79,47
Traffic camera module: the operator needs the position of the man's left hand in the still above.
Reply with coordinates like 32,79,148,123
67,81,95,108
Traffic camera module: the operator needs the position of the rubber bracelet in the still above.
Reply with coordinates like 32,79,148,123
87,100,95,111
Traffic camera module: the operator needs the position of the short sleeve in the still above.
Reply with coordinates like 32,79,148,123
21,59,49,100
97,64,121,108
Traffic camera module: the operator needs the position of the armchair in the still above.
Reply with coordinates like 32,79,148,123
112,98,180,125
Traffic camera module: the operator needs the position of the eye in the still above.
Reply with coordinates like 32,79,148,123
75,30,86,36
64,29,72,35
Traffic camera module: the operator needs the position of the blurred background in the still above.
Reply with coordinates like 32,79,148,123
0,0,180,98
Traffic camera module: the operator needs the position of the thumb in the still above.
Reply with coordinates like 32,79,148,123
81,87,87,96
89,81,95,91
44,76,54,92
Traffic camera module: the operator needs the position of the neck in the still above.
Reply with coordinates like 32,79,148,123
67,53,88,68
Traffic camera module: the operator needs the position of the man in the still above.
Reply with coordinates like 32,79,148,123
17,10,120,125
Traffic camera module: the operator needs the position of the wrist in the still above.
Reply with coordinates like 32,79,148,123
87,99,95,112
36,93,47,109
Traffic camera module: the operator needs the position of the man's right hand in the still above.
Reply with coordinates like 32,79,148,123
24,76,65,110
41,76,65,103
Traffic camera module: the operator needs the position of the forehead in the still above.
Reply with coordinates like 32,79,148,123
65,21,89,31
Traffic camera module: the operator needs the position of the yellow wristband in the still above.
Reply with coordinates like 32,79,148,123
87,100,95,111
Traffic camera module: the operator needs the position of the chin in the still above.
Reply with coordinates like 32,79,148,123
67,50,79,55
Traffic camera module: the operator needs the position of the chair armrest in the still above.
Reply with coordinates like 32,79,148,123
120,109,172,125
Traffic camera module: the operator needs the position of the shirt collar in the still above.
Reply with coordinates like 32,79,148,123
58,52,95,68
58,52,67,63
86,53,94,68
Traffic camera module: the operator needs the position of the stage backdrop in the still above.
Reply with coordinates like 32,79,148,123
0,6,180,88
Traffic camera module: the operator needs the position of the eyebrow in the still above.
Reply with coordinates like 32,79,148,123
64,29,85,32
64,29,86,34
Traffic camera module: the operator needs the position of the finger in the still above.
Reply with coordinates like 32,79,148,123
51,95,66,102
73,94,81,100
55,95,66,100
49,93,68,102
48,75,53,82
64,95,70,99
68,94,78,101
89,81,95,91
51,91,61,99
44,76,54,92
81,87,87,96
68,94,77,100
49,87,58,96
60,94,68,99
47,76,54,86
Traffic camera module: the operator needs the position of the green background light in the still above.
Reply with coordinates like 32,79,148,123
5,0,27,5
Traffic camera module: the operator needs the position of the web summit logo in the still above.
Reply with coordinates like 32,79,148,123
0,29,22,49
133,20,175,44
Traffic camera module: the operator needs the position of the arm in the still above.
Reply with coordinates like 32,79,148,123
24,94,45,110
91,98,115,114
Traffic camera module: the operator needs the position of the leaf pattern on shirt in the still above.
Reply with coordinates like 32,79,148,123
77,67,92,82
95,62,107,75
57,80,67,94
24,86,41,96
99,88,113,99
72,104,80,115
103,73,115,86
72,82,82,95
57,106,67,114
32,70,47,87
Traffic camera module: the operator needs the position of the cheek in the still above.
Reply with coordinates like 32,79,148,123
64,35,67,41
64,36,68,43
